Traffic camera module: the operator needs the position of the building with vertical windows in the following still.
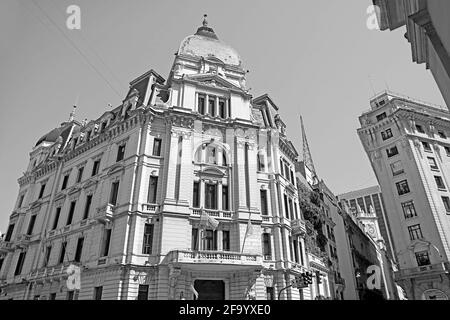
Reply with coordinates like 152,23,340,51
373,0,450,108
0,17,313,300
357,91,450,299
338,185,396,263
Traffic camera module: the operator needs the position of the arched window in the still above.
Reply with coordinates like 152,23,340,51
206,146,217,164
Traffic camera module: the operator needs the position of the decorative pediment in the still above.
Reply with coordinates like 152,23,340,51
200,166,225,178
68,186,82,201
186,74,242,92
82,178,99,195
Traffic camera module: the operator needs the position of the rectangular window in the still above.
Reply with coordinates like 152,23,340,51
416,124,425,133
222,230,230,251
390,160,404,176
66,201,76,225
288,198,294,220
279,159,284,176
408,224,423,240
283,194,290,219
18,194,25,208
219,100,226,119
442,197,450,213
262,233,271,259
401,201,417,219
59,242,66,264
52,208,61,230
445,146,450,156
83,195,92,220
14,251,26,276
44,246,52,266
147,176,158,203
94,286,103,300
116,144,126,162
438,131,447,139
152,138,162,156
434,176,446,190
66,290,78,300
428,157,439,170
205,183,217,209
193,182,200,208
26,215,36,235
422,141,432,152
101,229,112,257
415,251,430,266
92,159,100,176
396,180,410,195
5,224,14,242
192,228,199,251
293,239,299,263
257,153,265,172
61,175,69,190
76,167,84,183
208,98,215,117
203,230,217,250
110,181,120,205
222,185,229,211
49,293,56,300
386,146,399,158
266,287,275,300
290,170,295,185
142,224,154,254
39,183,46,199
74,237,84,262
198,95,205,115
376,113,386,121
137,285,149,300
381,128,393,140
260,190,268,216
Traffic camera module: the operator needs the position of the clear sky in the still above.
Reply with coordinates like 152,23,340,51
0,0,446,231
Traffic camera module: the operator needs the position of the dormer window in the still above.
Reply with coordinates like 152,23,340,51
85,131,91,142
416,125,425,133
101,122,107,132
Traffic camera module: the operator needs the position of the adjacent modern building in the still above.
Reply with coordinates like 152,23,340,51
373,0,450,108
338,185,396,263
358,91,450,299
0,17,316,300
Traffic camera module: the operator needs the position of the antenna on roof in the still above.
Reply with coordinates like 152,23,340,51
69,105,77,122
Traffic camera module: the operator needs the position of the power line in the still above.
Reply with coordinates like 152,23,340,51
47,0,126,90
28,0,123,98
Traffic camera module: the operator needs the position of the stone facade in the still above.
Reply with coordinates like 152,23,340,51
357,91,450,300
0,19,318,300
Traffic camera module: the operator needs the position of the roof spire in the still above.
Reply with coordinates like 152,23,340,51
195,14,218,40
202,14,208,27
69,105,77,122
300,115,319,185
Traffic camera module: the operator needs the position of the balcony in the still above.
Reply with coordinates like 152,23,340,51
395,262,450,281
166,250,263,271
142,203,158,214
94,204,115,224
291,219,306,236
190,208,233,219
26,263,79,283
0,239,14,253
16,234,32,248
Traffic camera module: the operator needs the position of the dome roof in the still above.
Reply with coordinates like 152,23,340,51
178,16,242,67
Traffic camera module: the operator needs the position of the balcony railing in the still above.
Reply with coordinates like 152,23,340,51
190,208,233,219
26,263,78,283
395,262,450,280
142,203,158,213
0,240,14,253
167,250,262,266
16,234,32,248
291,219,306,236
95,204,115,224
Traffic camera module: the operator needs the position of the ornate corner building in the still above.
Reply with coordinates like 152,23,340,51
357,91,450,300
0,18,328,300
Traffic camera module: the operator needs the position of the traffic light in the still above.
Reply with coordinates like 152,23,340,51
301,272,313,285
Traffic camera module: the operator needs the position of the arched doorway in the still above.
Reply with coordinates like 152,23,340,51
421,289,448,300
194,280,225,300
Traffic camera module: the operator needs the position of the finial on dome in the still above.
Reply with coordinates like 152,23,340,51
202,14,208,27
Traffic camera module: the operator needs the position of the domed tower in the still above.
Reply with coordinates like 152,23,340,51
158,15,251,120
